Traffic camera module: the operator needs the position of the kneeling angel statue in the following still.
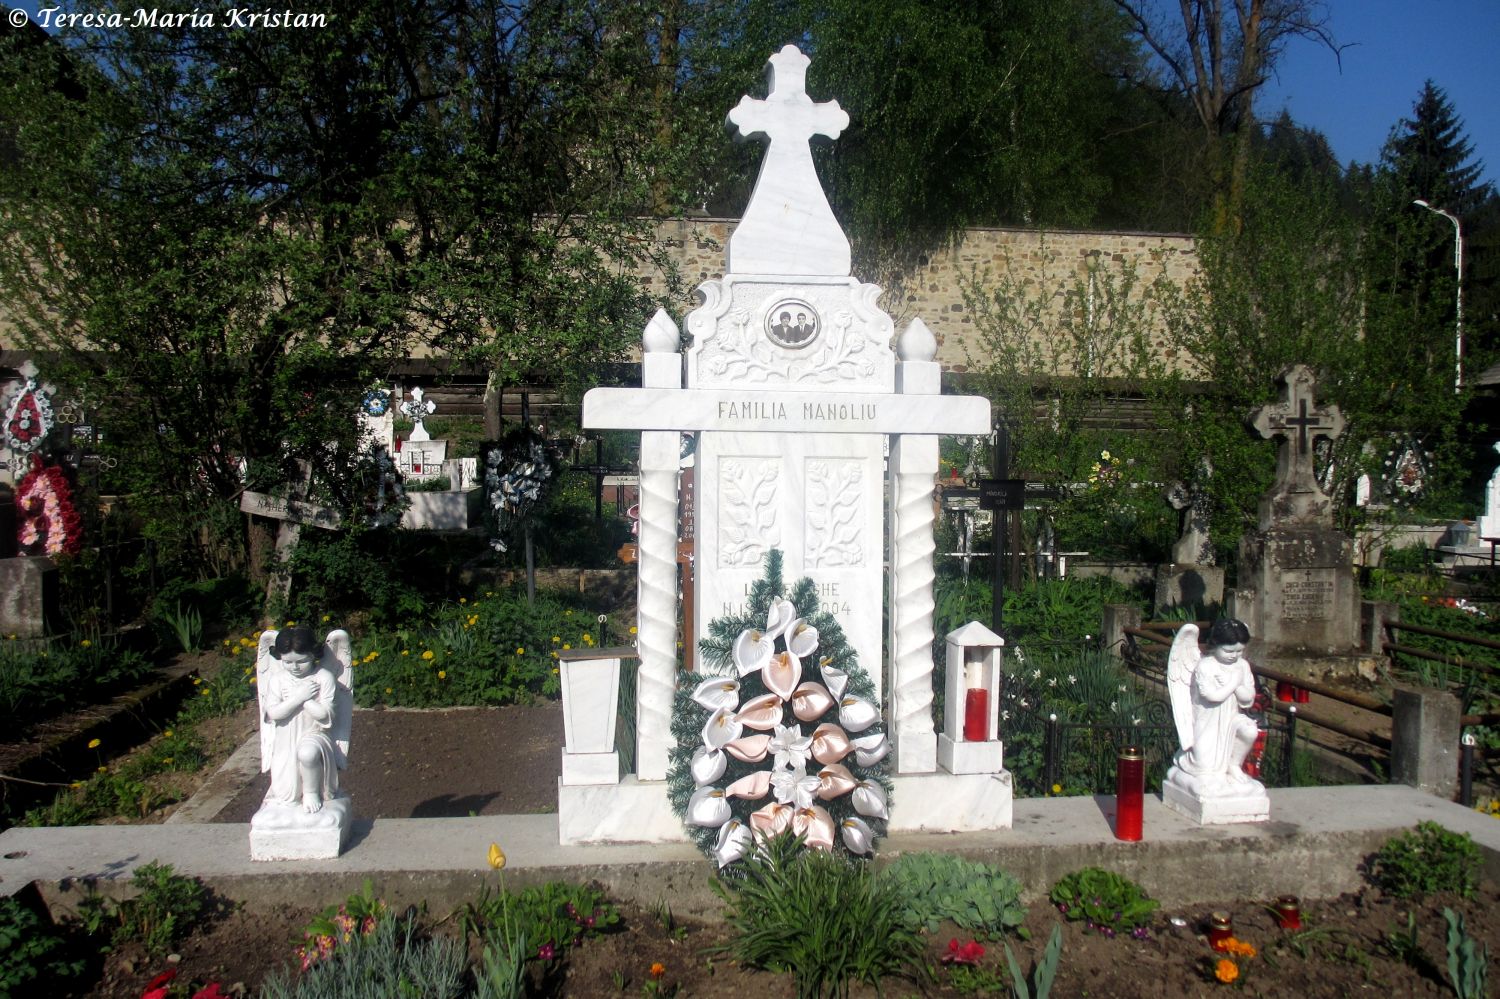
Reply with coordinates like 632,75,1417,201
1165,619,1263,798
256,626,352,814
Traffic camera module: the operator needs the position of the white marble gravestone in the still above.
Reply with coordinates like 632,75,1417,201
571,46,1005,845
1478,443,1500,542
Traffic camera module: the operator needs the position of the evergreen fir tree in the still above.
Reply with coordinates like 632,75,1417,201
1383,80,1492,216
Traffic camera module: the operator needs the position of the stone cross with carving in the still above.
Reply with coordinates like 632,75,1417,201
726,45,851,277
401,386,436,443
1250,364,1344,527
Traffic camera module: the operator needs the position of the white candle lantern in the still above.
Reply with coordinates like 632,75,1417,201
558,647,628,785
938,621,1005,775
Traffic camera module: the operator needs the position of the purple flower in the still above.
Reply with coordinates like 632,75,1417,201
538,943,556,961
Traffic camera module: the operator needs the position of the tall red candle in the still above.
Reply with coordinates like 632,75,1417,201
963,687,989,742
1115,746,1144,841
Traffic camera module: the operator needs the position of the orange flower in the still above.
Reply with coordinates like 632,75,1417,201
650,962,666,979
1215,958,1239,983
1225,938,1257,958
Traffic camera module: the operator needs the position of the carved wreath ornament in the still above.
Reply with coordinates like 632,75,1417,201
668,591,892,867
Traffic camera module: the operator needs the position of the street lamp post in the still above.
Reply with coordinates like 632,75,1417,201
1414,199,1464,394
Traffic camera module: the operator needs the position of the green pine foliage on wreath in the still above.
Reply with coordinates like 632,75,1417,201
668,551,894,867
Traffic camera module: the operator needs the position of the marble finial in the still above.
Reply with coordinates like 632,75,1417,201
643,308,680,354
725,46,851,277
897,318,938,362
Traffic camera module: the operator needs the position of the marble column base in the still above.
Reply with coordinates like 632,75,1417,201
250,795,353,861
1161,768,1269,825
889,770,1013,832
937,734,1004,775
557,777,689,845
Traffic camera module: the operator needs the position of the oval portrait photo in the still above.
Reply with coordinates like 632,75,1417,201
765,299,820,349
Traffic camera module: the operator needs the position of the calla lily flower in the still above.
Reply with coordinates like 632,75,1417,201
786,619,819,657
840,815,875,855
770,765,822,809
838,695,879,733
852,779,890,819
810,722,853,764
725,771,772,800
792,805,836,850
749,801,794,837
714,820,753,868
765,596,796,641
816,763,857,800
690,746,727,785
790,681,834,722
687,786,732,827
732,628,774,677
820,663,849,700
735,693,784,730
691,676,740,712
724,734,772,762
762,650,802,701
768,722,812,770
702,707,743,751
852,731,890,768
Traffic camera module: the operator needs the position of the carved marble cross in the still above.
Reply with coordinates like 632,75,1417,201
401,386,436,443
1250,364,1344,526
725,45,851,277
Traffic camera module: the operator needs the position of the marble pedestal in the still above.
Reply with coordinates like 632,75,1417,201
1161,769,1269,825
889,770,1013,832
936,735,1004,776
249,795,353,861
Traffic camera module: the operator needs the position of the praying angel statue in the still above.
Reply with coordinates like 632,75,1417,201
255,627,352,815
1165,619,1262,799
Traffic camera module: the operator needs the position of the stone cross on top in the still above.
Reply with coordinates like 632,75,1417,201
401,386,436,443
726,45,850,277
1250,364,1344,527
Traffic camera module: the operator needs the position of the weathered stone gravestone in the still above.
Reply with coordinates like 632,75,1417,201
1233,365,1359,656
1155,471,1224,615
570,45,1002,845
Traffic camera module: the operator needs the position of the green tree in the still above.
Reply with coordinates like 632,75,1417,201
0,1,696,583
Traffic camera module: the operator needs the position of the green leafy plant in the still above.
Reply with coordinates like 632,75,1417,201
1444,907,1489,999
1048,867,1158,936
78,861,207,956
1371,822,1482,899
260,913,466,999
158,601,204,653
1004,922,1064,999
0,895,83,995
1383,911,1423,967
879,852,1026,938
460,881,618,965
296,880,389,970
713,832,926,999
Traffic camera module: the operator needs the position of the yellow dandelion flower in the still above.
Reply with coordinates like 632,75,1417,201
401,650,409,656
551,651,559,659
562,643,571,650
515,647,525,655
385,687,393,694
202,688,211,695
163,757,173,765
80,639,92,648
164,730,173,738
422,650,435,661
96,766,107,773
193,677,202,685
87,738,101,749
248,677,256,685
552,636,560,643
629,626,638,635
321,614,331,622
222,639,231,647
1051,783,1063,794
70,781,82,789
582,633,592,642
459,598,467,605
486,591,494,597
552,667,559,674
285,621,296,626
438,670,447,680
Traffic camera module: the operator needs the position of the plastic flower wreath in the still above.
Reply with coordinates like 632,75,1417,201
667,551,892,868
15,457,83,557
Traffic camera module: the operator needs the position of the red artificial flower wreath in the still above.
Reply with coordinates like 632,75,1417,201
15,458,83,557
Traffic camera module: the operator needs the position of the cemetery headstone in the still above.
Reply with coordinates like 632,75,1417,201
0,361,63,638
1477,442,1500,542
572,46,1001,845
250,626,354,860
1234,365,1359,656
1155,472,1224,615
396,386,448,483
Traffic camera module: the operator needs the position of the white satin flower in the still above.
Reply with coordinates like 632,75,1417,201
786,619,819,657
852,731,890,768
690,746,727,786
852,779,889,820
768,722,812,771
765,596,796,641
820,662,849,701
691,676,740,713
686,786,732,827
840,815,875,855
770,765,822,810
714,820,753,868
838,695,879,733
702,706,743,751
732,629,773,677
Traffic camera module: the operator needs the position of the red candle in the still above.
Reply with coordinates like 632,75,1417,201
1275,896,1301,930
1276,680,1295,702
963,687,989,742
1296,686,1311,704
1208,912,1233,950
1115,746,1144,841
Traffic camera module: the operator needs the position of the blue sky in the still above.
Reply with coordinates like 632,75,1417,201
1260,0,1499,188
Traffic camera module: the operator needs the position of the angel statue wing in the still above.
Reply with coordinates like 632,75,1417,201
256,629,280,773
1166,622,1200,754
321,629,353,766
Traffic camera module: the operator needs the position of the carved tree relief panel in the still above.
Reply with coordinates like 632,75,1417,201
718,457,781,567
805,458,865,567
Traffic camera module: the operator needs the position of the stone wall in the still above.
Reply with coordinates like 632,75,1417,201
638,218,1200,374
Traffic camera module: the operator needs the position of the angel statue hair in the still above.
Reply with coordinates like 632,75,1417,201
1166,618,1262,797
257,627,352,814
